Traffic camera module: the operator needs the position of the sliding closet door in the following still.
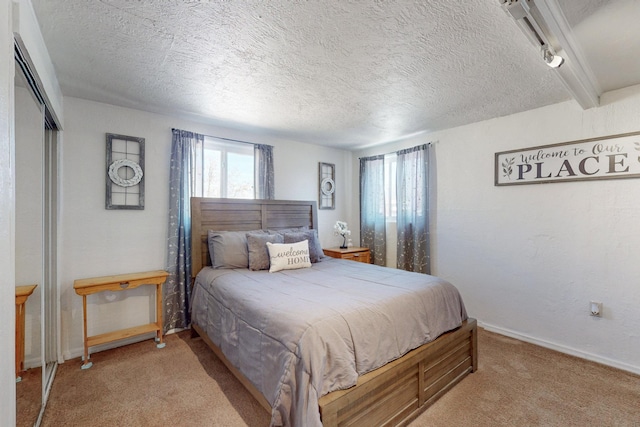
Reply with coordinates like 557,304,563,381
15,41,61,426
42,126,59,402
14,66,44,427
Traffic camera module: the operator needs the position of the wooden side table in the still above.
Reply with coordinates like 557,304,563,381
323,247,371,264
73,270,169,369
15,284,37,382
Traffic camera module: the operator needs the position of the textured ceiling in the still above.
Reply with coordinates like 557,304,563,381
30,0,640,149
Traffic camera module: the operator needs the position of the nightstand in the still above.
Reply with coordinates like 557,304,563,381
323,247,371,264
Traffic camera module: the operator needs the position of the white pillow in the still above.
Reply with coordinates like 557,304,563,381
266,240,312,273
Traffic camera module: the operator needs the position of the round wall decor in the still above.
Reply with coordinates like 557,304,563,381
108,158,143,187
320,177,335,196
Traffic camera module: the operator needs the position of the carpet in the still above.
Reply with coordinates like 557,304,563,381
40,328,640,426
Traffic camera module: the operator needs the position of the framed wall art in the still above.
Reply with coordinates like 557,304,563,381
105,133,145,209
318,162,335,210
495,131,640,186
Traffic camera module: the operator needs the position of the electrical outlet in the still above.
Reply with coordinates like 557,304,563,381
590,301,603,317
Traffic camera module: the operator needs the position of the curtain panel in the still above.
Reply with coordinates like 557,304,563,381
166,131,274,332
359,155,386,266
396,143,431,274
255,144,274,199
165,129,204,332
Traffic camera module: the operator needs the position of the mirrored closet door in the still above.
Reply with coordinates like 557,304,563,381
15,40,60,427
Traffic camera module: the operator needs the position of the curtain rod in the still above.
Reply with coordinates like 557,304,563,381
171,128,269,147
358,141,433,159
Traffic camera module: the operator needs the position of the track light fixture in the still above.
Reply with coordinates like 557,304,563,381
542,47,564,68
500,0,555,60
501,2,565,68
500,0,600,109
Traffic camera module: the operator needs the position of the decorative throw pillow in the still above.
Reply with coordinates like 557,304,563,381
284,230,323,263
266,240,312,273
247,232,283,271
208,229,265,269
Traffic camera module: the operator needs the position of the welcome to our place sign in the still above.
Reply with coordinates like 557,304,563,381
495,132,640,186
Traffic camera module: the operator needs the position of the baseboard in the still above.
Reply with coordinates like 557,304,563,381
62,328,185,362
478,321,640,377
63,332,157,361
60,321,639,377
24,355,42,369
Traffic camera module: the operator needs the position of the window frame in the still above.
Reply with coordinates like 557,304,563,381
384,153,397,221
200,136,255,199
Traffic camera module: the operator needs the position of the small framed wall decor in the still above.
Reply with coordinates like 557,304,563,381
318,162,335,210
105,133,145,210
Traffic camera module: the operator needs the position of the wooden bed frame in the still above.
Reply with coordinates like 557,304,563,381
190,197,477,426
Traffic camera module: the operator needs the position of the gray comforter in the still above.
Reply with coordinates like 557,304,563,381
191,258,467,426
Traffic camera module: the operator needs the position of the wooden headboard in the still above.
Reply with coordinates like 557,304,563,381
190,197,319,276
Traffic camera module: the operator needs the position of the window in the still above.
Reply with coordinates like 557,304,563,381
200,136,254,198
384,153,397,219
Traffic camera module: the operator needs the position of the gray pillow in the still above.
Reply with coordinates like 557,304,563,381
267,227,324,260
208,229,265,269
247,233,283,271
267,226,308,236
284,229,323,263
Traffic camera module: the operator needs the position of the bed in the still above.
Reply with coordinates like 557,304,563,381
190,197,477,427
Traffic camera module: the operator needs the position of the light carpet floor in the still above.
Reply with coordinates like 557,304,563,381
40,328,640,426
16,366,42,427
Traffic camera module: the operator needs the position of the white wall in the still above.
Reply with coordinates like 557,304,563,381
353,85,640,375
59,96,353,359
0,1,16,424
